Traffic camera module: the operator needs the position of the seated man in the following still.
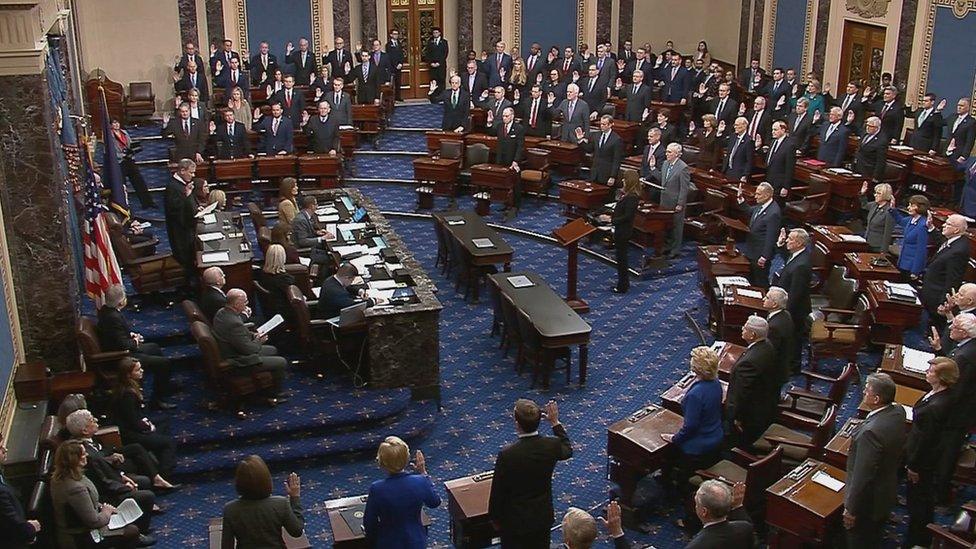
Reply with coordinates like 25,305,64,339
0,432,41,546
290,196,334,264
213,290,287,403
200,266,228,322
316,263,380,320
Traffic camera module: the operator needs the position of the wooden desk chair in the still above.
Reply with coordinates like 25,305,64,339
808,295,871,372
105,213,158,257
498,293,524,370
182,300,210,328
810,242,830,287
432,220,451,275
520,148,552,196
691,445,784,520
284,263,319,301
928,502,976,548
440,139,465,161
462,143,490,179
954,443,976,489
685,188,729,243
516,309,571,389
257,226,272,255
487,275,505,339
247,202,267,235
785,173,831,225
108,230,184,296
124,82,155,124
753,405,838,466
285,286,337,374
779,362,856,420
251,280,278,325
190,320,276,417
809,265,858,318
77,317,129,390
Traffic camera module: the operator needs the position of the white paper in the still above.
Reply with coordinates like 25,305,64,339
333,244,368,257
901,346,935,374
811,471,845,492
385,263,404,271
446,219,465,226
902,404,914,422
195,201,219,218
350,254,380,272
316,206,339,215
737,288,763,299
710,341,726,354
201,251,230,263
318,214,340,223
839,234,866,242
891,145,915,151
716,276,750,294
198,232,224,242
472,238,494,248
298,256,311,266
826,168,853,175
201,213,218,225
884,281,920,303
508,275,534,288
368,279,398,290
337,223,367,231
133,221,151,230
312,287,321,298
107,498,143,530
256,314,285,336
369,289,396,301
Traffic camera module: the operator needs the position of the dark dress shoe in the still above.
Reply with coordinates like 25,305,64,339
137,534,157,546
150,401,177,411
612,286,628,294
153,483,182,494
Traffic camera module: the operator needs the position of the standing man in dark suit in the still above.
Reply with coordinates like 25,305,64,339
480,86,512,128
488,399,573,548
249,41,278,86
462,60,489,102
738,182,782,286
216,56,250,99
686,480,754,549
516,84,552,138
256,103,294,155
211,109,251,159
908,93,946,153
592,44,617,85
723,117,754,182
386,29,405,101
549,83,589,143
209,39,241,80
523,42,547,87
854,116,889,183
639,128,667,181
817,106,851,168
578,115,622,188
324,77,353,125
944,97,975,165
423,27,449,91
285,38,316,86
428,75,470,133
874,86,905,144
615,69,652,123
658,54,690,104
763,287,796,384
174,61,210,104
485,41,513,88
270,75,306,121
772,228,812,371
787,97,815,155
834,81,866,130
353,50,381,105
323,37,353,83
765,68,792,119
366,38,392,86
213,289,288,399
743,96,773,147
843,373,907,547
650,143,691,259
162,103,207,163
706,83,739,129
739,58,767,94
558,46,581,83
164,159,198,279
726,315,779,448
175,41,205,76
921,214,971,332
0,432,41,548
300,101,341,155
578,64,609,117
494,107,525,218
765,121,797,198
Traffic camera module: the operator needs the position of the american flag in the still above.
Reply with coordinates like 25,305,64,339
81,139,122,307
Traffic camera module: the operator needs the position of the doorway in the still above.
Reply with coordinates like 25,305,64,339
386,0,443,99
838,21,886,88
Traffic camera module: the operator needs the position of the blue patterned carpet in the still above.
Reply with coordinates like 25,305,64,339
112,104,968,548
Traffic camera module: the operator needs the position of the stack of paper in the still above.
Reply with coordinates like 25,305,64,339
811,471,845,491
318,214,340,223
368,279,399,290
201,251,230,263
737,288,763,299
901,346,935,374
333,244,368,257
472,238,494,249
198,232,224,242
350,254,380,272
884,281,920,303
716,276,750,294
839,234,866,243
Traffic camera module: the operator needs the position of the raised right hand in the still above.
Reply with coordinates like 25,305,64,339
928,326,942,351
718,120,726,133
162,113,171,126
253,107,261,119
285,472,301,497
547,92,555,104
860,181,868,194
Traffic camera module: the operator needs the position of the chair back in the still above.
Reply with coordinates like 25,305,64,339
252,279,275,319
744,445,784,511
129,82,154,101
440,139,464,160
824,266,857,309
828,363,857,404
811,242,829,284
182,299,210,327
809,405,838,451
286,285,312,347
257,227,272,255
466,143,490,167
433,219,449,260
499,293,522,344
247,203,267,233
704,189,726,213
191,320,225,385
515,309,542,352
76,317,103,357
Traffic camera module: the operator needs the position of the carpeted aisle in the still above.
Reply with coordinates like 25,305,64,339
117,103,965,548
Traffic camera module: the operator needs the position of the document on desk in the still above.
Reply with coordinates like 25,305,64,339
445,217,465,225
709,341,726,355
472,238,494,249
350,254,380,271
839,234,866,242
901,346,935,374
256,314,285,337
201,251,230,263
318,214,340,223
337,223,367,231
333,244,368,257
884,281,920,303
198,232,224,242
826,167,853,175
716,276,750,294
195,201,219,218
201,213,218,225
811,471,845,491
325,224,338,240
298,256,311,266
368,279,399,290
507,275,535,288
369,289,396,302
737,288,763,299
316,206,339,215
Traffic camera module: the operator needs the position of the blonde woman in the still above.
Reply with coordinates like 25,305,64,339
508,57,528,96
208,189,227,211
260,244,295,323
362,436,440,548
860,181,894,252
227,86,252,130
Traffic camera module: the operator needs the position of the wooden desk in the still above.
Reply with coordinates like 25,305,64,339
434,211,513,301
413,157,461,196
539,140,583,176
842,252,901,289
661,372,728,414
818,169,866,217
558,179,611,217
630,204,675,259
444,472,498,548
865,281,923,344
352,104,383,135
208,518,310,549
912,154,962,205
765,459,846,546
325,494,432,548
298,154,343,188
470,164,516,206
823,417,861,470
465,133,498,156
607,404,684,517
426,130,466,155
809,225,870,262
713,341,745,381
857,383,924,420
695,245,751,330
196,211,254,295
489,272,591,385
878,344,929,390
717,286,766,345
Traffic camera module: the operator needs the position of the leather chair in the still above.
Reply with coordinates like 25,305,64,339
109,230,185,295
77,316,129,388
778,362,856,419
928,501,976,548
105,213,158,258
808,295,871,372
285,285,336,369
753,405,838,466
685,188,729,243
257,226,272,255
190,320,275,417
439,139,464,161
784,173,831,225
809,265,858,317
433,220,451,275
520,148,552,195
124,82,155,124
461,143,490,179
691,445,784,520
182,299,210,327
517,309,571,389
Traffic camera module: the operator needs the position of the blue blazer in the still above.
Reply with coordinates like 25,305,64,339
890,209,930,274
816,122,850,167
363,472,441,549
671,378,725,456
258,116,294,154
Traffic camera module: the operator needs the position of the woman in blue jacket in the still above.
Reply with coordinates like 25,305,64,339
889,194,933,278
363,436,440,548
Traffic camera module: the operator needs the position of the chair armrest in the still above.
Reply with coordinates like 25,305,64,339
730,447,760,467
789,185,810,193
763,435,815,449
926,524,972,546
804,192,829,200
800,370,841,384
94,426,122,449
777,410,820,428
786,387,834,403
87,351,131,364
818,307,855,316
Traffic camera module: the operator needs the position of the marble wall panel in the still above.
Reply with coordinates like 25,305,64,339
751,0,765,63
618,0,634,45
813,0,831,75
483,0,501,45
177,0,199,47
457,0,474,66
596,0,611,42
894,0,918,91
205,0,225,46
739,0,751,70
334,0,351,41
361,0,377,43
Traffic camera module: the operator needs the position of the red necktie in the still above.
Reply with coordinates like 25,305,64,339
564,59,570,72
286,91,292,107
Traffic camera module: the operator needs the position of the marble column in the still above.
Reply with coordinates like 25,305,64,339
894,0,918,91
750,0,765,64
813,0,832,76
334,0,351,42
618,0,634,44
0,73,80,372
205,0,225,46
596,0,612,42
177,0,200,48
483,0,501,44
360,0,377,43
457,0,474,67
738,0,751,70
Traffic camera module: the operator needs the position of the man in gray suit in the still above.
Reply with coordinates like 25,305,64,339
650,142,691,258
843,373,906,547
291,196,333,264
548,83,590,143
324,76,353,125
212,289,287,400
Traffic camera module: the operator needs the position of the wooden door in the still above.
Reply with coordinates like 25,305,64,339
839,21,886,88
387,0,442,99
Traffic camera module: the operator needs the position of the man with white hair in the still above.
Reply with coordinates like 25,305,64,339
212,289,287,402
854,115,888,182
200,266,227,322
558,501,631,548
772,228,812,372
685,480,753,547
921,214,971,332
737,182,782,287
937,283,976,353
548,83,590,143
726,315,779,448
650,142,691,258
763,286,795,386
723,116,754,182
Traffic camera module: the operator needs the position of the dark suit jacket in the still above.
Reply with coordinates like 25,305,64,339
706,97,738,128
948,339,976,429
249,53,279,85
906,389,954,472
767,310,796,384
291,210,323,250
323,49,353,82
726,340,779,437
175,71,210,103
639,142,667,179
365,51,392,85
423,38,449,72
217,70,250,98
845,404,907,521
96,307,137,352
787,112,815,154
430,87,471,132
659,65,691,103
764,136,797,192
257,115,294,154
303,115,341,153
816,122,850,167
874,100,905,142
523,53,547,85
163,176,196,267
495,121,525,166
685,519,755,549
612,194,639,242
618,82,652,122
551,98,590,142
354,62,380,104
578,77,609,114
461,71,489,102
744,200,782,262
315,276,365,320
386,41,405,72
517,96,552,137
324,91,353,125
854,133,888,182
485,52,513,88
771,248,812,327
0,479,37,548
583,131,623,185
834,93,866,127
723,133,754,180
557,56,582,82
200,286,226,322
78,439,137,498
766,79,792,117
743,109,773,145
270,89,306,121
908,108,944,152
210,50,240,76
739,68,767,93
286,50,317,85
161,117,206,160
213,307,265,367
213,121,250,159
175,52,205,74
920,235,970,312
944,114,976,158
488,426,573,536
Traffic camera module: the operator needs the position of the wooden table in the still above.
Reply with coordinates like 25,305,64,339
196,211,254,295
413,157,461,196
695,245,752,331
471,163,517,206
444,471,498,548
558,179,611,217
857,382,924,420
912,154,962,205
434,211,513,302
539,140,583,176
490,272,592,385
865,281,923,344
632,204,675,259
877,344,929,390
325,494,432,548
607,404,683,521
823,417,861,470
717,285,766,345
843,252,901,289
713,341,745,381
661,372,728,414
810,225,871,262
765,459,846,546
208,518,310,549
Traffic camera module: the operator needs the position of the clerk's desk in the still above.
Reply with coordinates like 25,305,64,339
196,211,254,295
